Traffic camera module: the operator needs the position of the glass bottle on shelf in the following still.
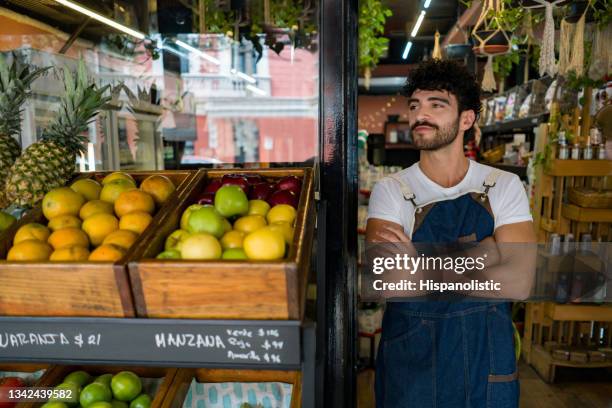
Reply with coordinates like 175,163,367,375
557,131,568,160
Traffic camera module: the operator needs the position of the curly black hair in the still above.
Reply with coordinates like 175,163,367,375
403,59,481,138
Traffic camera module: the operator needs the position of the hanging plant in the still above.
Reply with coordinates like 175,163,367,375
358,0,392,79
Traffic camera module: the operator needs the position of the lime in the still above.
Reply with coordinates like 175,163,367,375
0,211,16,232
93,374,112,388
88,403,112,408
110,372,141,402
64,371,92,387
41,402,68,408
129,395,151,408
51,382,80,406
80,382,112,407
111,400,129,408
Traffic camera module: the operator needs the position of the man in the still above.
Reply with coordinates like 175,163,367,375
366,59,536,408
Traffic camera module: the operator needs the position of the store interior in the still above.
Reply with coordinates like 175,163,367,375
0,0,609,407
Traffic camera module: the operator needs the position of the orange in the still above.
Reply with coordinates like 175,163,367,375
99,180,136,204
119,212,152,235
114,190,155,217
243,227,285,260
220,230,245,249
42,187,85,220
50,246,90,261
48,227,90,250
233,215,267,234
88,244,125,262
82,213,119,246
268,222,295,245
70,179,102,201
140,175,176,206
14,223,51,244
48,215,82,231
79,200,114,220
102,230,139,250
101,172,136,186
7,239,53,261
266,204,296,225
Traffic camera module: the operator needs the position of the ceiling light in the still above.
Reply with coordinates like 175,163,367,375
402,41,414,60
54,0,145,40
424,0,433,9
246,85,267,96
175,40,221,65
411,10,426,38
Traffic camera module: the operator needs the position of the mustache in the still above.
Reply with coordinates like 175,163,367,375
412,121,439,131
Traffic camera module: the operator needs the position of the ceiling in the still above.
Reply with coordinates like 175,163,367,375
380,0,463,64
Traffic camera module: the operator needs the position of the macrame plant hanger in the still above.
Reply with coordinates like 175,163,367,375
471,0,512,92
524,0,565,77
432,30,442,60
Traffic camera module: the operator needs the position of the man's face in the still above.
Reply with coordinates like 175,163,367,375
407,89,465,151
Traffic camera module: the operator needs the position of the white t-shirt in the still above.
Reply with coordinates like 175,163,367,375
367,160,532,238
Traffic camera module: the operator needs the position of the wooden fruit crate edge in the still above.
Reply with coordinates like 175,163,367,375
161,368,301,408
127,168,315,320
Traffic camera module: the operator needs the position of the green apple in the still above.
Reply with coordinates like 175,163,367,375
215,185,249,218
223,218,232,233
187,206,225,238
180,204,204,230
156,249,181,259
165,229,191,250
0,211,16,232
222,248,248,260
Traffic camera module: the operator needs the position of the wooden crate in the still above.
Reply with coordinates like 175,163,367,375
163,368,301,408
129,168,315,320
19,365,178,408
0,363,54,408
0,170,198,318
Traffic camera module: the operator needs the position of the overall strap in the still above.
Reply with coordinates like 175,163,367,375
480,169,502,202
387,173,421,211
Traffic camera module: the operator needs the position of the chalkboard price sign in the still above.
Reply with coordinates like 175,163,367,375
0,317,301,369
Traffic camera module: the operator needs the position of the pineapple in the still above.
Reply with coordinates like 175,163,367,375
3,60,110,208
0,54,48,189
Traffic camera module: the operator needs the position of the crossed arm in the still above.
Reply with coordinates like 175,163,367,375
365,218,537,300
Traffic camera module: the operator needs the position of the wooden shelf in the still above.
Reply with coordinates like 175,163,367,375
544,303,612,322
481,114,549,135
534,345,612,369
562,204,612,223
545,160,612,176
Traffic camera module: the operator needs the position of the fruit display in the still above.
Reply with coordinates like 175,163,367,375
0,54,49,207
41,370,153,408
0,376,26,408
156,174,302,261
2,60,110,209
3,172,175,262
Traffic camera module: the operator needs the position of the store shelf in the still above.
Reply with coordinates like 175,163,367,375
0,317,304,370
545,160,612,176
486,163,527,178
562,204,612,223
481,114,549,135
543,303,612,322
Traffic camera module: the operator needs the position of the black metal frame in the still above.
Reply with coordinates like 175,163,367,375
317,0,359,407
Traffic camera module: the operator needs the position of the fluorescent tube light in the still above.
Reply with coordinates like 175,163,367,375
402,41,413,60
411,10,426,38
424,0,433,9
54,0,145,40
175,40,221,65
246,85,266,96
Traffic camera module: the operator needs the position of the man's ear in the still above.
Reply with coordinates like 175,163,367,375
459,110,476,132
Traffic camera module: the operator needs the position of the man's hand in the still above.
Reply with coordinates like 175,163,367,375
366,218,410,243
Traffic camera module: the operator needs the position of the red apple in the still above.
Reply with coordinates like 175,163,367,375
0,377,26,408
197,192,215,205
275,176,302,195
249,182,272,200
244,174,264,185
204,179,222,194
222,174,249,193
268,189,298,208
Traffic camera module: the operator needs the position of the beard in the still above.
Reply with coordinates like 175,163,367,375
412,118,460,151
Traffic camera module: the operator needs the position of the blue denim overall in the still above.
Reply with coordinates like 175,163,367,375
375,171,519,408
